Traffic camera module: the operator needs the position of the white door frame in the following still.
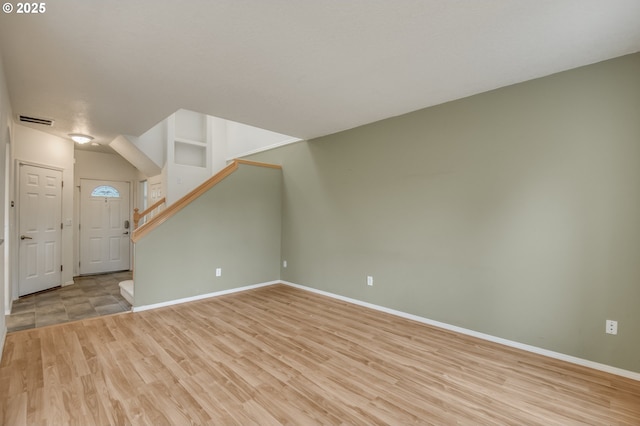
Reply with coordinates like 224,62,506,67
3,136,10,314
16,160,64,296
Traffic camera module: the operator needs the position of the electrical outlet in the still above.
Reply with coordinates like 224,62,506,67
367,276,373,286
215,268,222,277
606,319,618,335
283,260,287,268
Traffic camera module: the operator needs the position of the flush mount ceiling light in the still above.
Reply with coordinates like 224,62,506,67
69,133,94,144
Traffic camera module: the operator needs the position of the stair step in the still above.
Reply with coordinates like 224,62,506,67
119,280,134,305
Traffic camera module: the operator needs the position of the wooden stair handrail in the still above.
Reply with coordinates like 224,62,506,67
133,197,166,229
131,159,282,243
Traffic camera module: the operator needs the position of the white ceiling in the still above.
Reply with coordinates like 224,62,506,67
1,0,639,147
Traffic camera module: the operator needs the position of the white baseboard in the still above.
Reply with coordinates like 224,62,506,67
281,281,640,382
132,281,280,312
126,278,639,381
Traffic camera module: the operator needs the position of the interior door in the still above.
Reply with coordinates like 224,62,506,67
18,164,62,296
80,179,130,275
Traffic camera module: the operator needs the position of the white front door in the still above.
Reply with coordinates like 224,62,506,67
18,164,62,296
80,179,130,275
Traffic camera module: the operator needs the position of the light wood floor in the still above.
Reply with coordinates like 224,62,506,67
1,284,639,425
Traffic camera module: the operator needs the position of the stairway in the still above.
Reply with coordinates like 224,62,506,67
119,280,134,305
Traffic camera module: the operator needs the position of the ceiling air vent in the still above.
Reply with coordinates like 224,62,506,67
19,115,54,126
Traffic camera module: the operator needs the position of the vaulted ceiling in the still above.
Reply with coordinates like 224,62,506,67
1,1,639,147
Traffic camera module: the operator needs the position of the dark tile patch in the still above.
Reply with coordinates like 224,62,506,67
80,282,111,291
84,290,112,298
33,288,62,299
95,303,128,316
10,301,36,315
6,271,134,330
59,288,86,299
67,303,99,321
36,311,70,328
6,312,36,332
66,302,95,316
8,324,36,332
113,294,131,306
37,303,66,315
88,295,120,308
61,295,91,307
35,296,63,308
103,282,121,290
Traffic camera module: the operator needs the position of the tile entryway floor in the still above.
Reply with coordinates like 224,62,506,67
6,271,132,332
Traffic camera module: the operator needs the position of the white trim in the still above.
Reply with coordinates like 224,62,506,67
16,159,64,172
281,281,640,382
0,326,6,364
4,291,12,315
227,137,303,161
132,280,280,312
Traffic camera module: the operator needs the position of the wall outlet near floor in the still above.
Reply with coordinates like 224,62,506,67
283,260,287,268
367,275,373,286
215,267,222,277
605,319,618,335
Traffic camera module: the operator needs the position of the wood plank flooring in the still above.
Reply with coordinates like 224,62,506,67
1,284,639,425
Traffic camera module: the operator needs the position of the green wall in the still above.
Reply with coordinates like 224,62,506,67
134,164,282,306
248,53,640,373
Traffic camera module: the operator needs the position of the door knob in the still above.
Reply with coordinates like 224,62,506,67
20,235,33,240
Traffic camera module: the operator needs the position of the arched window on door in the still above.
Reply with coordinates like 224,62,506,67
91,185,120,198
